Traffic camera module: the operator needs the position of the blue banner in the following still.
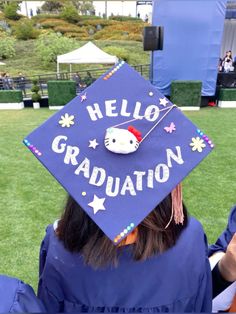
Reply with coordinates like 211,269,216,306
152,0,227,96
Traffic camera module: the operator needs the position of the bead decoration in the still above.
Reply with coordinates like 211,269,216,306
196,129,214,148
113,222,135,243
103,61,125,81
23,139,42,156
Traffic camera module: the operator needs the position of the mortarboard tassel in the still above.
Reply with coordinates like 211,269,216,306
165,183,184,229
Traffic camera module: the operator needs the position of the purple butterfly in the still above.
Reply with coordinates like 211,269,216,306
164,122,176,133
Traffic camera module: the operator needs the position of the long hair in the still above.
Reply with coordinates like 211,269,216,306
57,194,188,269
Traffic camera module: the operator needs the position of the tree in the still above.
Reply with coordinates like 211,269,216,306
35,32,78,66
14,20,39,40
3,2,21,20
41,0,64,12
0,1,21,11
70,1,95,15
0,34,16,59
60,4,79,23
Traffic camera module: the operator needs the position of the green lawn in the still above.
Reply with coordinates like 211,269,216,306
0,108,235,291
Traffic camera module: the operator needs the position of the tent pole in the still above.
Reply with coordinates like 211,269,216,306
70,64,72,77
57,62,59,76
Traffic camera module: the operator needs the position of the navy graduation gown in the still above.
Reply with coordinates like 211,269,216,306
38,218,212,313
0,275,45,313
209,205,236,256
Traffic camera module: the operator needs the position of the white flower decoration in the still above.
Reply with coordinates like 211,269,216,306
59,113,75,128
190,137,206,152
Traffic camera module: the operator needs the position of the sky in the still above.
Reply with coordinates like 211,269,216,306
19,1,153,20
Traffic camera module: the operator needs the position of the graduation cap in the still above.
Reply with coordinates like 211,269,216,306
23,62,214,244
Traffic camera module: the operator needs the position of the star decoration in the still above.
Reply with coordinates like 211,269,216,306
190,137,206,152
159,97,169,107
88,195,106,214
80,93,87,102
58,113,75,128
89,139,99,149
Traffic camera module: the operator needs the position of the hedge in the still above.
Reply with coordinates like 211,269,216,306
48,80,76,106
0,90,23,103
219,88,236,101
170,81,202,107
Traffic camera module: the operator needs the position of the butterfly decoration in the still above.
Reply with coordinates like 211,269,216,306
164,122,176,133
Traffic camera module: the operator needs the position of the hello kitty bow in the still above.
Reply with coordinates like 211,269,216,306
104,104,177,154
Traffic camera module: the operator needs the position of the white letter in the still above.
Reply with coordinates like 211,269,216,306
106,176,120,197
133,101,143,120
86,103,103,121
105,99,118,117
166,146,184,168
89,167,106,186
120,99,131,117
145,105,160,122
155,164,169,183
64,145,80,165
120,176,136,196
133,171,146,191
147,169,154,188
51,135,67,153
74,158,90,178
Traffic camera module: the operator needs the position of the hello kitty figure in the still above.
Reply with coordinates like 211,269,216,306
104,126,142,154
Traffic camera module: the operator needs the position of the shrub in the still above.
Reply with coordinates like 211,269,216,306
93,22,144,41
0,35,15,59
14,20,40,40
3,2,20,20
32,14,64,22
109,15,142,22
126,34,142,42
77,15,101,21
53,24,81,34
31,79,41,102
170,81,202,107
35,32,79,65
39,18,65,29
60,5,79,23
48,80,76,106
0,90,22,103
78,18,115,27
103,46,130,62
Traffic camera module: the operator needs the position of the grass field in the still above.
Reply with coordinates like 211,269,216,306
0,108,236,291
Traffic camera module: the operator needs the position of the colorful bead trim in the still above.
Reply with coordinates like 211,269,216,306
23,139,42,157
113,222,135,243
196,129,214,148
103,61,125,81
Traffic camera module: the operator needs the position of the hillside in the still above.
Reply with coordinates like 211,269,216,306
0,12,150,76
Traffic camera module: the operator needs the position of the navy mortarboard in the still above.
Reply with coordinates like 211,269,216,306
23,62,214,244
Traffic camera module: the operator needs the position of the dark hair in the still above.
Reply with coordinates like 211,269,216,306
57,194,188,268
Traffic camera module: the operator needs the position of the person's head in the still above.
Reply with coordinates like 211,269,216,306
226,51,232,58
57,193,188,269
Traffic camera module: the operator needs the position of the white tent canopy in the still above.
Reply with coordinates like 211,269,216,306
0,62,6,65
57,41,118,73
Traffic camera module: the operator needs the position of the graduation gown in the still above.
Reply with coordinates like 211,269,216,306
38,218,212,313
209,205,236,312
0,275,45,313
209,205,236,256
